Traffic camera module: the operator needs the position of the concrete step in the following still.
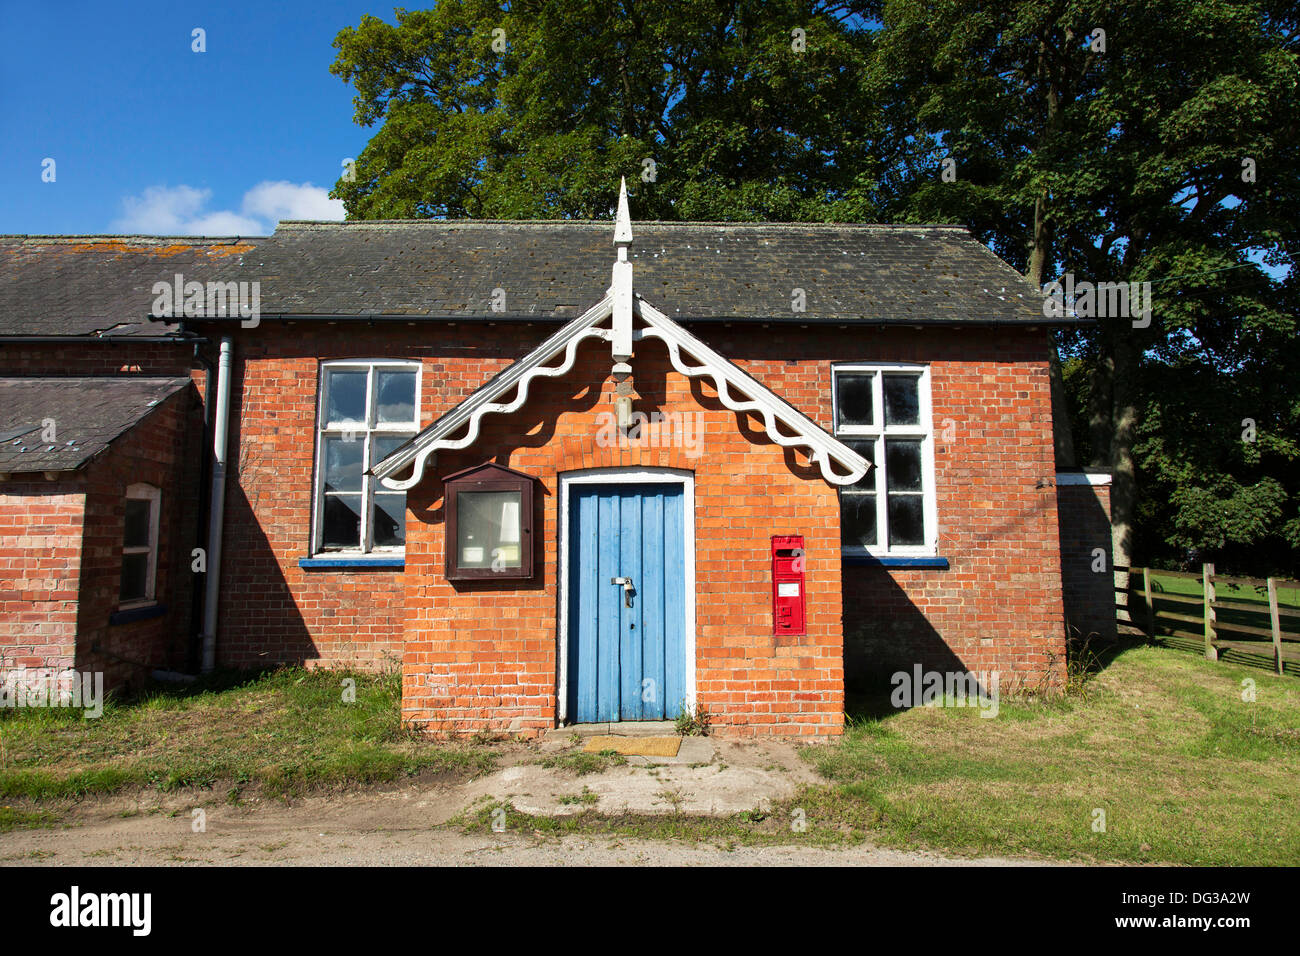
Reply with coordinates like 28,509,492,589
544,720,678,740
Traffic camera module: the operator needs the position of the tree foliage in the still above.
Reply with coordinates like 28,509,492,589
331,0,1300,574
331,1,893,220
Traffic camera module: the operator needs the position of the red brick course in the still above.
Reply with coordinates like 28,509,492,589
0,486,83,670
4,316,1076,727
0,385,200,689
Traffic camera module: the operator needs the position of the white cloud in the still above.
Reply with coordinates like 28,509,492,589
242,181,345,222
112,181,344,235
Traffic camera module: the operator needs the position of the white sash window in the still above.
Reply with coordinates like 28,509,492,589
832,364,937,556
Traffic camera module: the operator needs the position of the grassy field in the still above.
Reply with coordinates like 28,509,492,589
1146,569,1300,609
4,647,1297,864
0,668,492,807
798,643,1299,864
1128,569,1300,673
466,644,1300,865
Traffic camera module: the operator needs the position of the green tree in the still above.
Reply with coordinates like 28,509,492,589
331,0,1300,573
330,0,893,221
869,0,1299,571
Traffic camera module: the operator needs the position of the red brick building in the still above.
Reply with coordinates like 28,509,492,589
0,189,1112,735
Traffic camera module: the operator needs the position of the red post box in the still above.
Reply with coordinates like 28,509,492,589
771,535,806,636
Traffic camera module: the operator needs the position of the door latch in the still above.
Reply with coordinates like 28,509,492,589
611,576,634,608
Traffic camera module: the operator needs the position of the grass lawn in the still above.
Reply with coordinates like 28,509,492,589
1128,570,1300,674
466,643,1300,865
1146,570,1300,610
799,643,1299,865
0,668,492,809
4,647,1296,864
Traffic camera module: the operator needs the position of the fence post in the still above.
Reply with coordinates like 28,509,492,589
1268,577,1283,676
1142,566,1155,639
1203,562,1218,661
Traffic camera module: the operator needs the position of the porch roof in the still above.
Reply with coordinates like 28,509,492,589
370,292,872,489
0,377,191,474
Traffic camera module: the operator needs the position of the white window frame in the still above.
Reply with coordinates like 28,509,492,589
120,482,161,607
831,363,937,557
312,360,421,556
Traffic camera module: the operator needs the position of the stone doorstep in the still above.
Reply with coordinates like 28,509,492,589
541,722,717,765
545,720,678,739
624,735,715,766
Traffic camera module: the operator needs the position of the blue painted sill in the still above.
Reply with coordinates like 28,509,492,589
299,556,405,570
109,603,167,626
843,555,950,569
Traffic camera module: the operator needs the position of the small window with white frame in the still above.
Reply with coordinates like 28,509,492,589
313,361,420,555
832,364,937,556
120,483,160,606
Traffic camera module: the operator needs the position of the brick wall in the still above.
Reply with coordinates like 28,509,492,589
1056,478,1117,643
205,323,533,671
0,385,200,689
73,385,203,689
401,334,844,738
179,318,1065,723
0,343,195,379
699,323,1068,693
0,485,84,671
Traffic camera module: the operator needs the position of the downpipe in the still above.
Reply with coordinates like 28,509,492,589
200,336,232,673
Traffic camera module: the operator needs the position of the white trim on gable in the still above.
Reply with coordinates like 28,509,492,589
634,298,868,485
373,296,615,491
373,294,870,490
372,182,869,491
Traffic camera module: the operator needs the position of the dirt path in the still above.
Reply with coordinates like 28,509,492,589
0,738,1051,866
0,797,1044,866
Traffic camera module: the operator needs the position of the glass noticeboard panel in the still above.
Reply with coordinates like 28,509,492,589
456,490,523,569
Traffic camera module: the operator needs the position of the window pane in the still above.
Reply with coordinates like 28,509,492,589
124,498,152,548
841,494,877,549
885,439,923,492
322,495,363,549
883,374,921,426
119,552,148,602
457,491,522,569
324,437,364,492
835,373,874,428
376,370,417,424
887,495,925,546
326,370,367,425
843,438,876,493
373,494,406,548
373,434,412,470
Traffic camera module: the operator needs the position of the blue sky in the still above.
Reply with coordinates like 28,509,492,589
0,0,379,236
0,0,1290,286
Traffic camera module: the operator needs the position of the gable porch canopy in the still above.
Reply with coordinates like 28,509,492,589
371,293,871,489
374,179,868,490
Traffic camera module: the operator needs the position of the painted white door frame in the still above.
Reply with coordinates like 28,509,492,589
556,467,696,724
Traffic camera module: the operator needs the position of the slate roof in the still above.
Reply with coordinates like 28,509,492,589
0,236,261,336
0,377,191,474
1,221,1065,336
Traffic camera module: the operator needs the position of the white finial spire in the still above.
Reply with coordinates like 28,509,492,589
614,176,633,250
610,177,633,367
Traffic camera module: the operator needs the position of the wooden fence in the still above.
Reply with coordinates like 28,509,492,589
1114,564,1300,677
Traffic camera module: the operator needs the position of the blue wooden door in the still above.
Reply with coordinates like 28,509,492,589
568,482,686,723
